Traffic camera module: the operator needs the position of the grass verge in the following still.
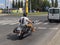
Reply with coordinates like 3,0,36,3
10,12,48,16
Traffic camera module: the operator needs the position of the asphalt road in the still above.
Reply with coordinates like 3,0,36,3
0,15,60,45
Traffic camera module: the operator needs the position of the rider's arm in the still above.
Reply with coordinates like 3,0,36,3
27,19,32,24
26,17,32,24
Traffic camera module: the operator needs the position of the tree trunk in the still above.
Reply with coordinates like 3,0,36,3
55,0,58,7
51,0,54,7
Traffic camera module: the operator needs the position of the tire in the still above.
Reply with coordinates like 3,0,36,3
48,19,52,23
18,34,23,39
18,36,23,39
27,28,32,35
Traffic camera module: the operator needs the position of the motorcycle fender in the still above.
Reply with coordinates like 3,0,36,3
17,27,21,30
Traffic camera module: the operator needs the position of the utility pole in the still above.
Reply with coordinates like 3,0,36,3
26,0,28,14
23,0,28,15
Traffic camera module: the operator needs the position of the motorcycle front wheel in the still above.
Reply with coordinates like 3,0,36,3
18,33,24,39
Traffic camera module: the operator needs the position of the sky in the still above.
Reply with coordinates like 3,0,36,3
0,0,60,9
0,0,23,9
0,0,5,8
0,0,12,9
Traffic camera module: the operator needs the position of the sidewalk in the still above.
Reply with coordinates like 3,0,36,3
48,30,60,45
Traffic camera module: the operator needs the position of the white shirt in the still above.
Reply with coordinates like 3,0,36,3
20,17,29,25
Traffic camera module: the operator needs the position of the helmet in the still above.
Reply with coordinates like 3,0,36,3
23,13,27,17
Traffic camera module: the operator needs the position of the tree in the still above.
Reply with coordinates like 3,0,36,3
51,0,54,7
21,1,23,8
16,0,18,8
31,0,35,10
55,0,58,7
31,0,42,10
42,0,50,11
12,0,14,8
18,0,20,8
30,0,50,11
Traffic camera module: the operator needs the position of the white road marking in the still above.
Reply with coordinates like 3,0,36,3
34,22,48,25
37,27,59,30
1,23,8,25
43,22,49,25
10,22,19,25
38,27,47,29
35,20,39,22
35,22,42,25
49,28,58,30
0,20,18,25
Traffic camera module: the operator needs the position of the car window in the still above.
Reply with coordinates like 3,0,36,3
49,9,59,14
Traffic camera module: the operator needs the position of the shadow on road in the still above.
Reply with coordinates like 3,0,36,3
7,33,31,41
7,33,18,41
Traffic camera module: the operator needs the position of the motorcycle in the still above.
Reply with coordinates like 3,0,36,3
13,23,32,39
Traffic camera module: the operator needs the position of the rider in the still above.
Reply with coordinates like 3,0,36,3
19,13,35,32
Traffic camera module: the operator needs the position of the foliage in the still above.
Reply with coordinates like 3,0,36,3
55,0,58,7
51,0,54,7
12,0,23,9
12,0,14,8
18,0,20,8
31,0,50,11
12,0,50,11
42,0,50,11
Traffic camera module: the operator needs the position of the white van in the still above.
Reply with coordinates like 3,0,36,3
48,8,60,22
